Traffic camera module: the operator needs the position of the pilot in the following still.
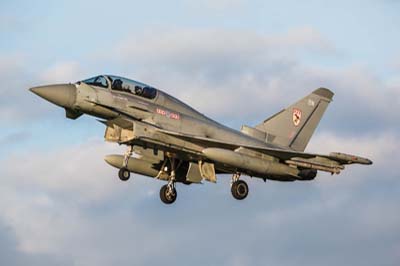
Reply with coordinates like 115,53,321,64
122,85,132,93
112,79,123,91
134,86,143,95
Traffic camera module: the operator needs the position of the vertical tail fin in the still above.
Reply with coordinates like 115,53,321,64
255,88,334,151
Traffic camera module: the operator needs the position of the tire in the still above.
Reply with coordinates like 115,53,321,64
160,184,177,204
231,180,248,200
118,168,130,181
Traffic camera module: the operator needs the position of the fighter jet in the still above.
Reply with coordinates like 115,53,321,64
30,75,372,204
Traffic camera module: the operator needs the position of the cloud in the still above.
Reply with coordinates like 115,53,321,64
250,191,400,266
3,27,398,135
115,27,334,71
0,218,70,266
0,54,45,122
0,28,300,124
1,139,124,203
307,131,398,190
1,26,399,266
103,28,398,134
0,131,399,265
308,131,397,165
0,56,87,123
303,65,400,132
39,61,83,84
108,28,333,118
0,54,41,123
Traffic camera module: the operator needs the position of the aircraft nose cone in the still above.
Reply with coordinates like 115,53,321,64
30,84,77,108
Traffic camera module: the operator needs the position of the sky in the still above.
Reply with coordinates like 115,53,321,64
0,0,400,265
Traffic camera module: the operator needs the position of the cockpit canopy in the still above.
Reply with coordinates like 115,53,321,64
81,75,157,100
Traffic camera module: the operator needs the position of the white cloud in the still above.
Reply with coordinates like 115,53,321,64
310,65,400,119
307,131,398,184
308,131,397,166
0,56,79,122
99,28,398,134
4,27,399,134
1,139,125,202
0,130,398,264
2,26,400,266
0,138,170,257
0,54,40,122
0,139,123,253
115,27,334,69
0,58,90,123
39,61,83,84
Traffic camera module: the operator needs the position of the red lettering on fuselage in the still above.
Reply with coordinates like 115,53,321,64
156,108,180,120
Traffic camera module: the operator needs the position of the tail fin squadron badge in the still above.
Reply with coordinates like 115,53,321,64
292,108,302,126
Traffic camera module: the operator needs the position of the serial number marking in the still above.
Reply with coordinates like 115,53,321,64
156,108,180,120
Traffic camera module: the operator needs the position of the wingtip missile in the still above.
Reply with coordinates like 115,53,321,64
329,152,373,165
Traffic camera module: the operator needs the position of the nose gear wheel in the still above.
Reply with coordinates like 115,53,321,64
117,145,133,181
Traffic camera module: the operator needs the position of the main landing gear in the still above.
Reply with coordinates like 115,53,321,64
231,173,248,200
159,156,178,204
160,183,177,204
118,145,133,181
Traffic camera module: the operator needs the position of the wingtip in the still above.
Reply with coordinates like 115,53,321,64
365,159,373,165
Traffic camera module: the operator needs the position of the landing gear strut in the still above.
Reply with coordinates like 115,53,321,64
159,157,178,204
231,173,248,200
118,145,133,181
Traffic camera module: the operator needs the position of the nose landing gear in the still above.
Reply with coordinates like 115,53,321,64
118,146,133,181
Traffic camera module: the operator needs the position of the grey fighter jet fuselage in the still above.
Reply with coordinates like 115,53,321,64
30,75,372,204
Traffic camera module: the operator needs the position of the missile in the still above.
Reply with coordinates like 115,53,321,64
202,148,299,177
329,152,373,165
